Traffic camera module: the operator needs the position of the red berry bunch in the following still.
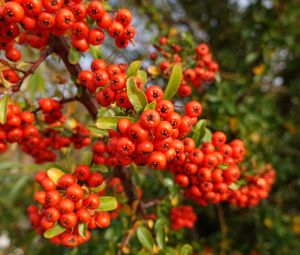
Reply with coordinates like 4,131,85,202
38,98,63,124
0,102,90,163
0,103,36,152
172,133,246,206
170,205,197,230
93,99,203,169
28,166,112,247
0,0,135,62
228,165,276,208
78,59,134,108
150,34,219,98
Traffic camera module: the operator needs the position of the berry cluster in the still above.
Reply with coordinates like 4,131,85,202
0,0,135,62
28,165,112,247
38,98,63,124
228,165,276,208
93,99,203,169
150,35,219,98
0,102,90,163
170,205,197,230
78,59,135,108
172,133,246,206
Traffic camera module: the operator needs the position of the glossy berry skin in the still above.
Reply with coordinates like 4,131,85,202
148,151,167,170
83,194,100,210
66,185,84,202
60,212,77,228
76,208,91,223
58,174,76,189
95,212,111,228
75,165,91,182
87,172,103,187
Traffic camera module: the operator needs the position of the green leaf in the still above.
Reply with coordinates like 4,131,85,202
26,69,45,98
144,101,156,110
81,151,93,165
68,48,81,64
155,219,167,250
137,70,148,84
180,244,193,255
89,45,102,59
127,60,142,77
91,164,109,173
96,116,135,130
163,64,182,100
192,119,207,147
229,182,241,190
201,128,212,143
215,72,221,83
103,1,112,11
8,175,29,201
43,223,66,239
217,163,229,170
87,125,108,137
47,168,65,185
137,251,152,255
0,94,9,124
98,196,118,211
137,226,154,251
78,223,87,238
126,77,148,113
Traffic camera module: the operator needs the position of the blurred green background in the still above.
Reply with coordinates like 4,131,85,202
1,0,300,254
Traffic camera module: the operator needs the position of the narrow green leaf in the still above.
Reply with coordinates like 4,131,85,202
180,244,193,255
163,64,182,100
81,151,93,165
201,128,212,143
0,94,9,124
78,223,87,238
43,223,66,239
137,70,148,84
215,72,221,83
91,182,106,193
229,182,241,190
26,69,45,98
155,219,167,250
144,101,156,110
68,48,81,64
126,78,148,113
89,45,102,59
217,163,229,170
47,168,65,185
103,1,112,11
8,175,29,201
192,119,207,147
127,60,142,77
96,116,135,130
137,251,152,255
87,125,108,137
137,226,154,251
98,196,118,211
91,164,109,173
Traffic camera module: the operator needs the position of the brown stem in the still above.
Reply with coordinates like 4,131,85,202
117,221,140,255
0,59,26,74
50,36,99,119
113,166,137,205
216,204,228,254
11,47,53,92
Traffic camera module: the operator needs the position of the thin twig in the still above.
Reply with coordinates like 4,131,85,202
12,47,53,91
216,204,228,254
0,59,26,74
